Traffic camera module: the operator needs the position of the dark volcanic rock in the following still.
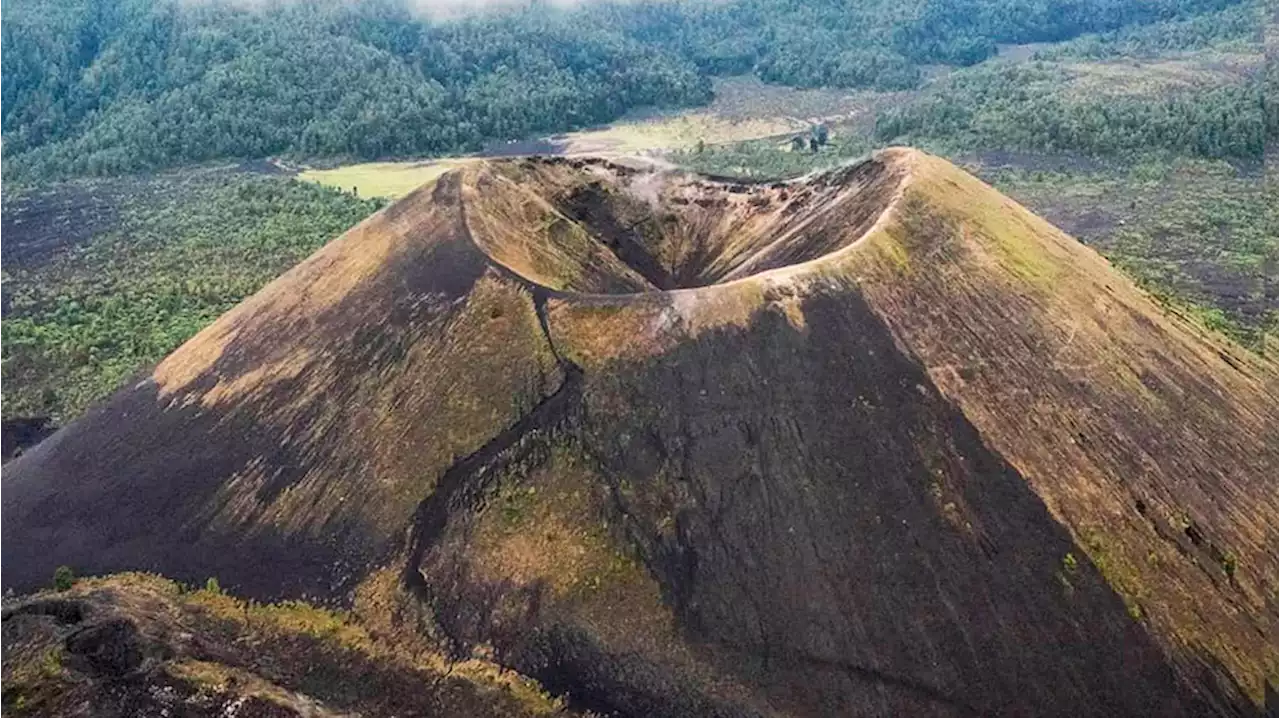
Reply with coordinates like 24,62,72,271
1,417,56,463
64,618,145,677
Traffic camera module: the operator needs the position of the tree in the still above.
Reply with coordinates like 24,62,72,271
53,565,75,592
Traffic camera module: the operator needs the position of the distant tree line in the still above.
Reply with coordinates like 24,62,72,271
1033,0,1270,59
0,0,1252,178
874,59,1278,159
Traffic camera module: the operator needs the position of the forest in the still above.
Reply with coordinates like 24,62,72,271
1,0,1253,178
873,61,1277,159
2,175,384,420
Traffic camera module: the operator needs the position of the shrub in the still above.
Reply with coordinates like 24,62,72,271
52,565,75,592
1062,552,1079,573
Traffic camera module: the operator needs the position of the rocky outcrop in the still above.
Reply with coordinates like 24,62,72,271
1,574,567,717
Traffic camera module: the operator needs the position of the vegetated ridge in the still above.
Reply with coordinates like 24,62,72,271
3,148,1275,717
2,572,569,717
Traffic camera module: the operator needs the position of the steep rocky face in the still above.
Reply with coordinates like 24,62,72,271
3,150,1274,717
569,292,1190,716
1,177,565,600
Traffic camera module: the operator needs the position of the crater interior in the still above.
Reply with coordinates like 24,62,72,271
458,155,906,296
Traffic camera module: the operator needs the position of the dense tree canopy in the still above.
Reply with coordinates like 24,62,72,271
2,0,713,177
1,0,1253,178
1033,0,1272,59
873,58,1278,158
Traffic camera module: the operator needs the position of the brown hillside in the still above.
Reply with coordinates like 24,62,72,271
3,148,1275,717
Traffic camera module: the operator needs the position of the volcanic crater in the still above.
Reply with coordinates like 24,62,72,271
459,154,904,295
4,149,1276,718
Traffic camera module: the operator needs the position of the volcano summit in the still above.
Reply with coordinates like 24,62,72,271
4,148,1276,717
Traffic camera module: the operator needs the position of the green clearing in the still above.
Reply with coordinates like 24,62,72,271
1,174,384,421
298,160,469,200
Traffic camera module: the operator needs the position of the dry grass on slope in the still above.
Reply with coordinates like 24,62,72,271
1,573,566,718
848,149,1278,705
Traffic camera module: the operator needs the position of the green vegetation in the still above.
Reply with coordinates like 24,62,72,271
1034,0,1271,59
683,61,1279,166
1058,552,1081,593
3,572,566,717
874,59,1276,159
38,649,62,680
298,160,469,200
51,566,75,592
675,140,866,180
677,0,1276,165
1082,531,1148,621
1062,552,1080,573
1,174,383,421
1,0,710,178
1,0,1252,178
1222,552,1238,577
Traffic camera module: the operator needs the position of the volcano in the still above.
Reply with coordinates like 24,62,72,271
4,148,1276,717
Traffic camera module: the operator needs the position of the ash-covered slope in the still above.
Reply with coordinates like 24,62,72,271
4,149,1275,717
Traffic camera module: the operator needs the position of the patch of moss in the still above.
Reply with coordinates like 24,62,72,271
872,231,912,273
1080,531,1147,622
472,443,648,602
1062,552,1079,573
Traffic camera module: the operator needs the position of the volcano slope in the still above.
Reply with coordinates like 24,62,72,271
3,148,1276,717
